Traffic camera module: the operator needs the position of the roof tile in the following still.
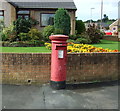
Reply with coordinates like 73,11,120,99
6,0,77,10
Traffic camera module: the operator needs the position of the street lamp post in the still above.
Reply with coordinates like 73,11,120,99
100,0,103,30
90,8,95,25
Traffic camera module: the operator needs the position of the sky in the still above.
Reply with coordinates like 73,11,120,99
73,0,119,21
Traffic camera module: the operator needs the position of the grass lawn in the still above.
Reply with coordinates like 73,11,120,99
91,39,119,50
1,47,51,53
1,39,119,53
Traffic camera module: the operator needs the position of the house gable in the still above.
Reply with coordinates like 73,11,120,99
109,19,120,33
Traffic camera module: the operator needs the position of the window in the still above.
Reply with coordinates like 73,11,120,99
0,10,4,20
17,10,30,19
41,13,54,26
113,27,116,30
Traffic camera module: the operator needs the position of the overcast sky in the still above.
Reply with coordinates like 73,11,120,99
73,0,119,21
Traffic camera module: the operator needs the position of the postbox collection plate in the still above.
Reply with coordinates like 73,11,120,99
58,50,64,58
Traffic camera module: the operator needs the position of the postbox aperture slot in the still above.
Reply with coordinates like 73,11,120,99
56,46,66,50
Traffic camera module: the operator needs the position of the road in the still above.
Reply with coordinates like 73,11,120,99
0,81,119,109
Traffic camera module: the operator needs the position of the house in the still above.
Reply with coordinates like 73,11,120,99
0,0,77,34
109,19,120,36
84,23,98,30
84,22,109,31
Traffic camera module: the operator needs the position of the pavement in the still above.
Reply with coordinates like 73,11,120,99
0,81,119,110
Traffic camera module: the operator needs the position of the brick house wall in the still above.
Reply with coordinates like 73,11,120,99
1,53,119,85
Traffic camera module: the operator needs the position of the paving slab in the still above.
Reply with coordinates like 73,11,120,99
1,81,119,109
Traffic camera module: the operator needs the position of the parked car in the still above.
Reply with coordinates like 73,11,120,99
104,30,112,35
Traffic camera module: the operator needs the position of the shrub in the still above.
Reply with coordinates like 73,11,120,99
0,20,5,32
28,40,45,47
99,31,104,39
2,41,11,47
2,41,22,47
79,33,89,38
54,28,64,35
18,33,30,41
2,41,20,47
68,33,92,44
13,18,39,34
75,20,85,34
28,28,43,41
69,34,78,40
17,28,43,42
54,8,71,35
29,18,39,26
1,32,8,41
76,38,91,44
9,42,20,47
1,24,16,41
67,39,75,43
87,25,101,43
42,25,54,41
13,18,31,34
2,41,45,47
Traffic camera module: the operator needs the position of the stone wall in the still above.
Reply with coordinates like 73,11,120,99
33,10,76,35
0,0,16,27
2,53,119,85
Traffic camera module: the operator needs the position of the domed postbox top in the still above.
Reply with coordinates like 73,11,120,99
49,35,69,41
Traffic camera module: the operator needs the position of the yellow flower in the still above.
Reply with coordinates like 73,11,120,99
45,42,119,53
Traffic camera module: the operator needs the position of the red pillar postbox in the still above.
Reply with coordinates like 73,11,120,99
49,35,69,89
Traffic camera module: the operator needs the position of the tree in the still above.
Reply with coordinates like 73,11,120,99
75,20,85,34
102,14,109,22
54,8,71,35
97,19,101,22
85,20,95,23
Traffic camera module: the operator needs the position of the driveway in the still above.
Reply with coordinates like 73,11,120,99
1,81,119,109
